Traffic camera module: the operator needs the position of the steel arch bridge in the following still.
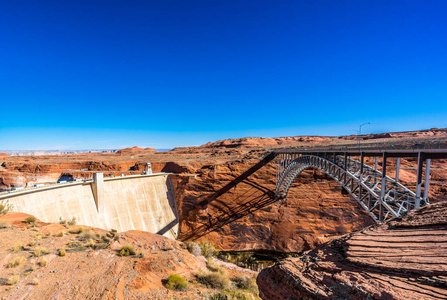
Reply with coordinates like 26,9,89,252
274,149,447,222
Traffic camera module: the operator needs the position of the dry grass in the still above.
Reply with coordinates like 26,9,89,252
11,243,23,252
69,227,84,234
78,230,97,241
196,269,231,289
38,257,48,267
32,278,39,285
7,275,20,285
59,249,66,256
7,256,26,268
0,220,11,229
33,246,49,257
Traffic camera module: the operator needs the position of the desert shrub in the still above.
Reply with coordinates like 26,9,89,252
211,290,260,300
7,256,26,268
39,257,48,267
101,235,111,243
198,240,216,258
0,220,11,228
33,246,49,257
7,275,20,285
86,238,95,248
59,249,66,256
206,257,222,272
0,201,13,214
185,241,202,256
165,274,188,291
197,270,231,289
59,217,67,224
24,266,35,276
67,217,77,225
78,230,97,241
55,231,64,237
68,227,84,234
232,276,258,292
66,241,82,248
11,243,23,252
32,278,39,285
119,244,136,256
25,216,37,224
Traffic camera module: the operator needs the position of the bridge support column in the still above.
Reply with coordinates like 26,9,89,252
395,157,400,202
423,159,431,203
379,153,387,221
359,152,364,201
92,173,105,214
415,153,424,208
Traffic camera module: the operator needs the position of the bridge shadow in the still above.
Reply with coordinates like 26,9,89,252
179,177,277,241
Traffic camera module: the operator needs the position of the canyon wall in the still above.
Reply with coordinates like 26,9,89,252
0,174,178,239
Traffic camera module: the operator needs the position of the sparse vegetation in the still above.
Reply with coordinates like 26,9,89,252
0,220,11,228
39,257,48,267
7,275,20,285
165,274,188,291
25,216,37,224
59,249,66,256
33,246,49,257
0,201,13,214
206,257,221,272
211,290,261,300
197,270,231,289
232,275,258,292
23,266,35,276
32,278,39,285
7,256,26,268
78,230,97,241
67,217,77,225
68,226,84,234
119,244,136,256
186,241,202,256
86,238,95,248
55,231,64,237
59,217,67,224
198,240,216,258
11,243,23,252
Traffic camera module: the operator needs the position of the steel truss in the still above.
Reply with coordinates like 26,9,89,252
275,154,427,222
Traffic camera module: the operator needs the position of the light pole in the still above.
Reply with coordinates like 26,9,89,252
358,122,371,150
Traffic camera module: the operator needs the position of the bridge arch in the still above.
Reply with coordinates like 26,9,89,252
275,155,419,222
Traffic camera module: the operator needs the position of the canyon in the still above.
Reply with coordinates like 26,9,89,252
0,128,447,299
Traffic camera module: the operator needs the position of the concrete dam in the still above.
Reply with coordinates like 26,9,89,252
0,173,179,239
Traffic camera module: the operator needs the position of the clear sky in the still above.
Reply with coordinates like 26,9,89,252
1,0,446,150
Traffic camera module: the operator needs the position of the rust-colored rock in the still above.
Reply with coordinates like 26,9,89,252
257,200,447,300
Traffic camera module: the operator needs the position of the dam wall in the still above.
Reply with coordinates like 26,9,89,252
0,173,178,239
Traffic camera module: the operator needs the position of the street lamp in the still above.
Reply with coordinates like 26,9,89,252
358,122,371,150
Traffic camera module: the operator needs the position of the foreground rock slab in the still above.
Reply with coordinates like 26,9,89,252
257,201,447,300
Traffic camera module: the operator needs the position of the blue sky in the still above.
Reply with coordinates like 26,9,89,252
1,0,446,150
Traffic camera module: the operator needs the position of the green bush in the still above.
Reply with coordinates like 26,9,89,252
166,274,188,291
119,244,136,256
25,216,37,224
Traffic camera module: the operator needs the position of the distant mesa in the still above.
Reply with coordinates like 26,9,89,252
115,146,157,155
0,153,10,158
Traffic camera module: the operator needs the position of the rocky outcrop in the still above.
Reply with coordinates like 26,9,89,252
257,201,447,300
